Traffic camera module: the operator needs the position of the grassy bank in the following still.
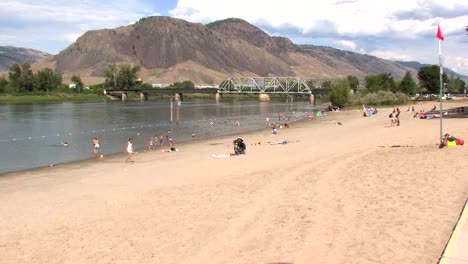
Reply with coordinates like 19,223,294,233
0,93,106,103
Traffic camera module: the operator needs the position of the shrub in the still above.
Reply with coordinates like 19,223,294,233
329,79,350,106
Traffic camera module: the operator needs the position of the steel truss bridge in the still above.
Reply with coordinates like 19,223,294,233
219,77,330,95
105,77,331,102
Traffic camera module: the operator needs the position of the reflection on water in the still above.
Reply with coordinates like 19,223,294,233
0,99,318,173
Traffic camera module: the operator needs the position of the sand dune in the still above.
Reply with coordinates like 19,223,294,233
0,101,467,264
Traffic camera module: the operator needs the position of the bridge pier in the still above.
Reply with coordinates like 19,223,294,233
258,93,270,102
215,92,222,102
309,94,315,105
121,92,127,102
140,92,148,101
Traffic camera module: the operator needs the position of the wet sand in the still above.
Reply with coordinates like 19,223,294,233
0,101,467,264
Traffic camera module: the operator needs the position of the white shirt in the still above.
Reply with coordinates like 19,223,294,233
127,142,133,153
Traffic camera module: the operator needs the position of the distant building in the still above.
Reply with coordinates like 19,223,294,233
69,83,77,89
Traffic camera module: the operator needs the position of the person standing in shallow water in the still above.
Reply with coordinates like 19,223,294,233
93,137,100,158
126,138,134,163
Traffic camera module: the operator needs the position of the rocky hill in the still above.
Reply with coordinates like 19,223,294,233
0,46,50,71
35,16,424,85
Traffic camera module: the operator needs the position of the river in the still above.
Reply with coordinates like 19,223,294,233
0,98,319,174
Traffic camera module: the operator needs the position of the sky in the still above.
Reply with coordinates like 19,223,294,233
1,0,467,75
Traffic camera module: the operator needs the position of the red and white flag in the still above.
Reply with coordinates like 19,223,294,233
437,25,445,41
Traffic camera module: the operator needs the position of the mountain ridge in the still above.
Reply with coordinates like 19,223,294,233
12,16,465,85
0,46,50,71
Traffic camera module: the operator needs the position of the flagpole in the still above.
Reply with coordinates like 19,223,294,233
438,38,443,146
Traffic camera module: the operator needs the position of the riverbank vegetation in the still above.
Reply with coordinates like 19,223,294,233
1,63,465,105
327,66,466,108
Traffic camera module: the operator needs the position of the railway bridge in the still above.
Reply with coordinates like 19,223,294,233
105,77,331,104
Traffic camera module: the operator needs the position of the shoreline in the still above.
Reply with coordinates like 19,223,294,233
2,100,465,177
1,101,467,263
0,113,311,177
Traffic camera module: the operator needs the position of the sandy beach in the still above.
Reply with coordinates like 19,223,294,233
0,101,467,264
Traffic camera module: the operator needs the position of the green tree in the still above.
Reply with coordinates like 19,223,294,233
104,64,118,88
329,79,350,106
8,64,23,93
365,75,380,93
446,74,467,93
35,68,62,93
181,80,195,88
20,63,35,93
0,76,8,93
71,75,84,92
117,64,141,89
417,65,448,93
399,71,418,95
365,73,396,92
321,80,332,89
168,80,195,89
104,64,141,89
8,63,35,93
346,75,359,92
379,73,397,92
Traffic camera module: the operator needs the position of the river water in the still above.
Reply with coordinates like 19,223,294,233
0,99,319,174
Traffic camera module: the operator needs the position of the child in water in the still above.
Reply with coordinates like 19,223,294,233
93,137,100,157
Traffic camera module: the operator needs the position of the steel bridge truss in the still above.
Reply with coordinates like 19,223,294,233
219,77,315,94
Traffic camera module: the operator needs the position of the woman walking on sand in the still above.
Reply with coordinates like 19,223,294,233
126,138,134,163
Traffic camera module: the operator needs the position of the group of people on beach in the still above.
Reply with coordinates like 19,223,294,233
148,135,171,150
389,108,401,126
90,133,175,163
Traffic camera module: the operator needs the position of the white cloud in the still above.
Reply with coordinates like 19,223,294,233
65,33,82,43
171,0,468,36
0,0,159,53
369,50,415,61
447,56,468,75
335,40,357,51
170,0,468,75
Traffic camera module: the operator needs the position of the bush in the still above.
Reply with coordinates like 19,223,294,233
350,91,408,106
329,79,350,106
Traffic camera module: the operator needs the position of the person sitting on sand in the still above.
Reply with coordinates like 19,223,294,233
362,104,372,117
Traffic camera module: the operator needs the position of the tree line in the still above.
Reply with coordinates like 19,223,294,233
0,63,85,94
326,65,467,107
1,63,465,102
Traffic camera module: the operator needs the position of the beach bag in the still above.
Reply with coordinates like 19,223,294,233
447,140,457,147
456,139,464,145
